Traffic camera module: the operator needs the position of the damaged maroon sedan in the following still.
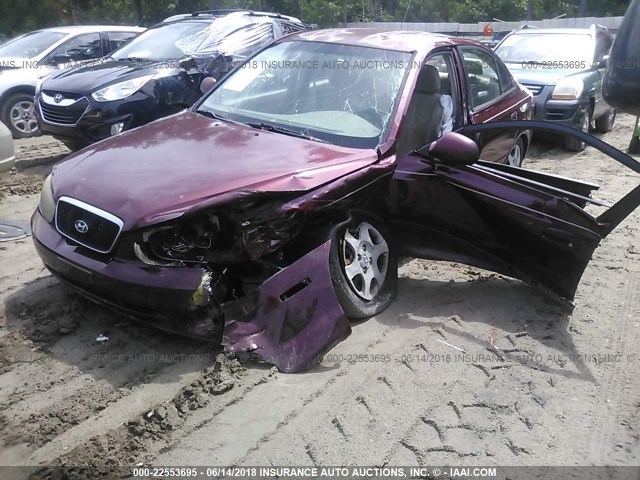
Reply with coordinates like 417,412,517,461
31,29,640,372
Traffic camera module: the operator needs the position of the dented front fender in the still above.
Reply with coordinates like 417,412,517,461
222,240,351,373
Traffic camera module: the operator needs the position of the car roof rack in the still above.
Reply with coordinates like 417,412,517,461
189,9,244,16
161,9,300,25
189,9,290,19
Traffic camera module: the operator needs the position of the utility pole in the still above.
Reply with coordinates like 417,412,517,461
67,0,75,24
527,0,534,21
374,0,382,21
134,0,143,26
578,0,588,17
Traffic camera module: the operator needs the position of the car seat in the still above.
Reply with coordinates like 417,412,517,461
396,65,443,158
439,75,454,136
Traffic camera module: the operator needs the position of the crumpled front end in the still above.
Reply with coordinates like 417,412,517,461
32,196,351,373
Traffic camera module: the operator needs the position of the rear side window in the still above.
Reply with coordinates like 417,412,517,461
460,47,509,109
49,33,102,61
107,31,138,52
497,59,515,92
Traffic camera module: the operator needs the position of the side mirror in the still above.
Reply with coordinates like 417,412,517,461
179,57,196,70
52,53,72,67
597,54,609,69
417,132,480,166
200,77,217,94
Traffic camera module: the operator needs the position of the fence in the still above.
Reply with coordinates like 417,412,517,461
346,16,624,36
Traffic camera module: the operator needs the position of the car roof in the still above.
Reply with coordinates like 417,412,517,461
281,28,485,53
510,27,598,35
39,25,145,34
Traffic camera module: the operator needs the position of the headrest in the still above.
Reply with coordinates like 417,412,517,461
415,65,441,94
465,60,483,75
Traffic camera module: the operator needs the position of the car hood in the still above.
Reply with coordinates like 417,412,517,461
44,58,167,93
505,66,584,86
51,112,378,230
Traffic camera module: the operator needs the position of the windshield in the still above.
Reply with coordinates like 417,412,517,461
0,30,67,59
111,21,210,61
176,14,274,60
496,33,594,66
198,41,411,149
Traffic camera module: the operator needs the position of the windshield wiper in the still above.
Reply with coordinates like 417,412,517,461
195,109,246,127
245,122,328,143
117,56,151,62
195,112,329,143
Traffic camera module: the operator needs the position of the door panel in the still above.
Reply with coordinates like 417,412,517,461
389,152,602,302
593,31,614,117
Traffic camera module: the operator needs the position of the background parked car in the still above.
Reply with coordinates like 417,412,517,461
0,25,143,139
495,24,615,151
37,10,310,151
0,120,15,172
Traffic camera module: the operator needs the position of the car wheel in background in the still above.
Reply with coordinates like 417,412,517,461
594,108,616,133
564,109,590,152
329,215,397,319
506,137,524,167
2,93,40,138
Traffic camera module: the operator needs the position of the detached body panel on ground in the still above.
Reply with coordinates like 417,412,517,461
31,29,639,372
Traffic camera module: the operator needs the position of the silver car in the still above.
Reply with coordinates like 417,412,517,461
0,120,15,172
0,25,143,138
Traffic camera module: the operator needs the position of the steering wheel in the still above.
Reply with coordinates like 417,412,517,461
353,107,386,130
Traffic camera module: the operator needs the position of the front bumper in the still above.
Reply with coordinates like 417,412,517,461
31,210,351,372
32,208,213,334
530,85,589,127
36,91,159,145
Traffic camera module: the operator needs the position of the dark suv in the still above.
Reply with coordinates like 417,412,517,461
36,10,309,150
495,25,615,151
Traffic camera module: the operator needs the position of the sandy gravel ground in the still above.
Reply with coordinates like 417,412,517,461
0,116,639,478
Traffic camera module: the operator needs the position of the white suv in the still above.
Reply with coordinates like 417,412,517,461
0,25,144,138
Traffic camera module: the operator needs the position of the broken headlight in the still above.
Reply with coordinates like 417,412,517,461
135,212,227,265
133,205,303,266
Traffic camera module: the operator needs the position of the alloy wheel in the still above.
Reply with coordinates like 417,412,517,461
341,221,389,301
10,100,39,135
507,142,522,167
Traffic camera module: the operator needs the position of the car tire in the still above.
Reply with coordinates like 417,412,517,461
564,109,590,152
506,137,524,167
329,215,397,319
594,108,616,133
629,136,640,155
1,93,40,138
